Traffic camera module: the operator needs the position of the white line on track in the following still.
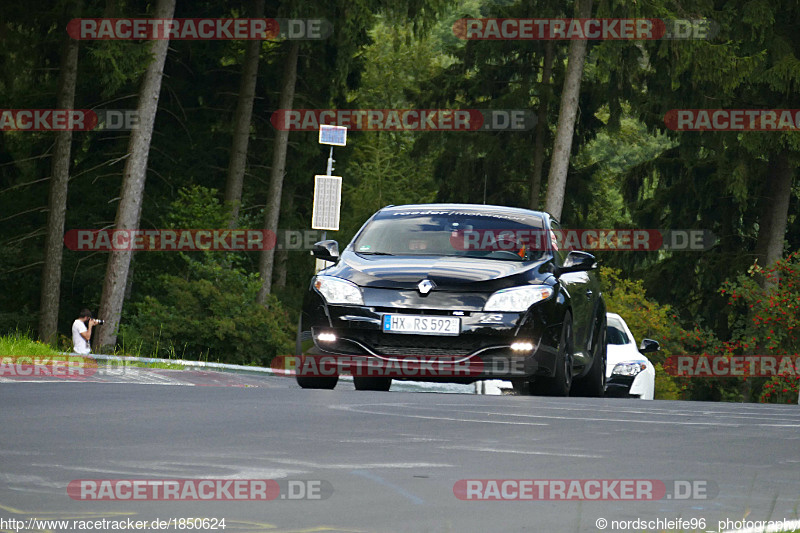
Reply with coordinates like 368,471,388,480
335,403,800,428
438,444,602,459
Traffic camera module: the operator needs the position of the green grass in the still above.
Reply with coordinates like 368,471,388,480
105,360,189,370
0,331,62,357
1,332,212,371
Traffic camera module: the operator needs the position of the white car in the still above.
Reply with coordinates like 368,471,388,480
605,313,658,399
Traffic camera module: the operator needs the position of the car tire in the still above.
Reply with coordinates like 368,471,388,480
296,375,339,389
511,379,530,395
570,315,606,397
353,376,392,391
531,312,573,397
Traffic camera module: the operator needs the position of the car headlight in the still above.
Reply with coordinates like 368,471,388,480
612,361,647,377
313,276,364,305
483,286,553,312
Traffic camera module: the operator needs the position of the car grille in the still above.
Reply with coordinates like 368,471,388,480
607,375,635,386
372,307,472,317
342,330,503,357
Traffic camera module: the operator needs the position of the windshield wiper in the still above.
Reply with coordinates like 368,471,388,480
356,251,394,255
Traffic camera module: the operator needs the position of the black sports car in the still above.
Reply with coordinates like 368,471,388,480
295,204,607,396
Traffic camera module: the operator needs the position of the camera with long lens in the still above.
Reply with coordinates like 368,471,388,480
94,319,105,325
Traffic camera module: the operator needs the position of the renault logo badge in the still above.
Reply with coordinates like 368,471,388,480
418,279,435,295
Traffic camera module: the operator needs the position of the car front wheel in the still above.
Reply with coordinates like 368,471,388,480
531,312,573,397
571,315,606,397
296,375,339,389
353,376,392,391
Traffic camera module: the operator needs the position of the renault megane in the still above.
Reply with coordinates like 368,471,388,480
295,204,607,397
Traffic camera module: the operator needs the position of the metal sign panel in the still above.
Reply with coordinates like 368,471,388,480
319,124,347,146
312,175,342,231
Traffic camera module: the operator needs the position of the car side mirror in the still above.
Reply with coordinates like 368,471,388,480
639,339,660,354
311,240,339,262
555,251,597,276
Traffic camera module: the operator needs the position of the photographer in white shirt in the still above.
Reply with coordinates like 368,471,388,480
72,309,99,355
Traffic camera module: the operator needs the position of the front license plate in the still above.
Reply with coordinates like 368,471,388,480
382,314,461,336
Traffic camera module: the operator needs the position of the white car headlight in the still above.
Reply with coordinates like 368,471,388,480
612,361,647,377
483,286,553,312
314,276,364,305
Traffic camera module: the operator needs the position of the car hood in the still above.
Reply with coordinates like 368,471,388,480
605,343,652,378
322,252,549,292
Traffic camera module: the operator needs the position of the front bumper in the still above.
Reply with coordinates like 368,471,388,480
605,370,653,399
299,287,563,381
605,375,639,398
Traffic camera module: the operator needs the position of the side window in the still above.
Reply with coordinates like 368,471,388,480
607,324,630,345
549,219,567,266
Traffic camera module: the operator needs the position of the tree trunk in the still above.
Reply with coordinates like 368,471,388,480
224,0,265,229
529,41,554,210
96,0,175,349
257,41,300,305
38,20,80,345
273,183,295,291
543,0,592,220
274,245,289,291
755,149,793,269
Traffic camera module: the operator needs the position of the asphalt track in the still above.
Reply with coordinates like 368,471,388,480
1,367,799,533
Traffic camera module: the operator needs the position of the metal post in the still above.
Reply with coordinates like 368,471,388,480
315,126,346,270
322,146,334,242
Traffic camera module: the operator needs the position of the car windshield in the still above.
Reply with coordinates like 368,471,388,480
607,320,630,345
352,210,547,261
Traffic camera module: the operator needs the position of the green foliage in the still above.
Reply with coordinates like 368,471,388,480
572,108,674,229
721,252,800,355
120,187,294,365
760,372,800,404
165,185,232,230
599,267,681,354
720,251,800,403
337,19,442,240
120,259,293,366
653,363,682,401
615,0,800,336
597,265,756,401
86,41,152,98
597,266,684,400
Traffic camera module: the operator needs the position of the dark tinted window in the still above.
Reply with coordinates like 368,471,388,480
607,323,630,345
353,210,546,261
549,219,568,266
